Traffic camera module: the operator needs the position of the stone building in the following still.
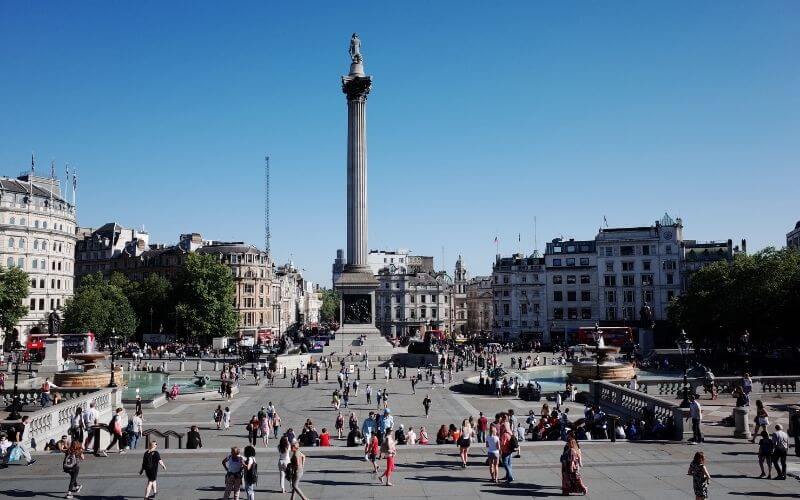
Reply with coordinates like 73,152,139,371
0,173,77,348
787,221,800,249
491,254,548,342
75,222,150,284
452,256,468,336
544,238,599,345
465,276,493,335
595,214,684,323
375,269,453,339
680,238,745,290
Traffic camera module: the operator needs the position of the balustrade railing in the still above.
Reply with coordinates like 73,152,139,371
610,375,800,399
592,380,684,440
1,388,100,408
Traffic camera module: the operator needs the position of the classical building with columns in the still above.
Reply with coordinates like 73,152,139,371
491,254,548,342
0,172,77,349
465,276,493,335
375,269,453,339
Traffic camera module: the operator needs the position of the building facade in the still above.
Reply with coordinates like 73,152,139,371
0,173,77,348
452,256,468,335
375,270,453,339
491,254,548,342
680,239,745,291
544,239,599,345
595,214,684,324
787,221,800,249
75,222,150,284
465,276,493,335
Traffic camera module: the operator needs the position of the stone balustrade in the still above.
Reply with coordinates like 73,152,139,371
1,387,100,408
610,375,800,399
591,380,684,440
1,388,121,449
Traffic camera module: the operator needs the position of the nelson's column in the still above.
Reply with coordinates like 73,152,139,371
334,34,392,356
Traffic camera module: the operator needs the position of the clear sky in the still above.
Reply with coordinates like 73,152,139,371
1,1,798,287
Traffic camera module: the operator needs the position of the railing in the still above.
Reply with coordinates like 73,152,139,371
1,388,101,409
591,380,684,440
143,429,185,449
610,375,800,399
0,388,120,448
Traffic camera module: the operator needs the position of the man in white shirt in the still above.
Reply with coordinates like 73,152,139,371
771,424,789,479
687,396,703,443
83,402,99,449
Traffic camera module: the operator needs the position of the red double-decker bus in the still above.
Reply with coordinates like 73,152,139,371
575,326,635,347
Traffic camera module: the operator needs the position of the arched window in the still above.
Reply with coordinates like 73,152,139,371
20,217,26,226
34,220,39,228
18,257,24,268
19,238,25,249
42,241,47,251
33,240,39,250
40,259,45,269
9,216,15,225
32,260,38,269
6,257,13,267
43,221,47,229
8,237,14,248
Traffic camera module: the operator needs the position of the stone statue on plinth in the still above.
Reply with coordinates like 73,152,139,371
349,33,362,63
48,310,61,337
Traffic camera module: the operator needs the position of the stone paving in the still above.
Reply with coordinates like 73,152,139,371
2,353,799,499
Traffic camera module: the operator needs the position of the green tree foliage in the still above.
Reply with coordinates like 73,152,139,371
0,267,30,337
319,289,341,323
174,253,237,343
62,272,138,342
119,272,174,335
669,248,800,348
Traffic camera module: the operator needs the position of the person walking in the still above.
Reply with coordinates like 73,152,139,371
222,446,244,500
259,414,270,447
272,413,282,439
688,451,710,499
422,395,432,419
5,416,36,466
223,407,232,430
365,384,372,405
277,437,290,494
378,431,397,486
498,412,515,483
247,415,259,446
771,424,789,480
367,431,380,474
485,426,501,483
477,411,488,443
214,405,223,430
287,440,308,500
757,430,774,478
140,440,166,500
411,375,417,395
459,418,472,468
560,436,588,495
688,395,703,443
242,445,258,500
335,412,345,439
62,441,84,498
130,410,144,450
750,400,769,442
69,407,85,445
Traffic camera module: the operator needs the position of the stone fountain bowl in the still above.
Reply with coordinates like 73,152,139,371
70,352,109,371
569,358,635,382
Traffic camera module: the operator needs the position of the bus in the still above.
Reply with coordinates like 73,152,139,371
574,326,636,347
25,332,93,360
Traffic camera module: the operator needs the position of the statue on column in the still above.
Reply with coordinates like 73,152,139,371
48,310,62,337
349,33,362,63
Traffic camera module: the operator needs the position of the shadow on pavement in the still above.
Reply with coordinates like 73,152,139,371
479,481,562,497
729,492,800,498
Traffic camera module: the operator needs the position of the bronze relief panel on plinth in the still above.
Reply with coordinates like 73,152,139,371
343,294,372,324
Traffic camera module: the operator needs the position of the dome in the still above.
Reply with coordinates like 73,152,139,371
795,220,800,229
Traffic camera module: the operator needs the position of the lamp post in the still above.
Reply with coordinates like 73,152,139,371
7,341,25,420
591,322,602,405
108,329,120,388
739,330,750,372
676,329,693,408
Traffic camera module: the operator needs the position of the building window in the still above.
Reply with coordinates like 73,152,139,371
605,262,613,272
666,273,674,285
641,274,653,286
604,275,616,287
566,258,575,266
553,307,564,320
622,261,634,271
642,245,650,255
663,260,677,270
665,245,673,254
553,291,563,302
623,290,635,303
567,308,578,319
31,279,36,288
580,275,591,284
39,298,45,310
605,290,616,303
579,257,589,266
622,275,635,286
552,275,562,284
503,303,509,315
567,291,576,302
521,303,528,315
581,290,591,301
566,275,576,284
552,259,562,267
581,308,592,319
621,246,634,256
667,290,675,301
30,299,36,310
7,238,13,248
606,307,617,320
643,261,651,271
32,260,38,269
431,308,437,318
643,290,653,304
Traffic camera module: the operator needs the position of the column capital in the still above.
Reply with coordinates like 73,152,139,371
342,74,372,101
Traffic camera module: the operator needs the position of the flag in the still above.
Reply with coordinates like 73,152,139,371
518,233,521,242
31,152,35,174
603,215,608,227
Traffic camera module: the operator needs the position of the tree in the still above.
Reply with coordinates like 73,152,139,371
319,289,341,323
118,272,174,336
669,247,800,349
62,272,138,343
174,253,237,343
0,267,30,343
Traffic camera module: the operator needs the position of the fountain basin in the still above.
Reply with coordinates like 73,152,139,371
53,366,123,388
569,361,636,382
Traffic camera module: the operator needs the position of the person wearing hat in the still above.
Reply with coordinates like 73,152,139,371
394,424,407,445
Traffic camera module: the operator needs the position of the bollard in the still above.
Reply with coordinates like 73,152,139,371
733,406,751,440
196,360,202,372
373,368,376,380
325,368,329,380
609,415,619,442
283,367,287,379
214,361,219,371
403,366,407,378
357,367,361,380
389,368,392,380
179,361,185,372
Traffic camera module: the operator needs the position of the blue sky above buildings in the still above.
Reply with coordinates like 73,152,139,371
1,1,798,286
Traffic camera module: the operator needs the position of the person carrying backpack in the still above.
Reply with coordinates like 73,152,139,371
222,446,244,500
63,441,84,498
242,445,258,500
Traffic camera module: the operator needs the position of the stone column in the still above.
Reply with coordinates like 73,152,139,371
342,71,372,271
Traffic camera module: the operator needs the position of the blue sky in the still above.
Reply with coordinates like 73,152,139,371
1,1,798,286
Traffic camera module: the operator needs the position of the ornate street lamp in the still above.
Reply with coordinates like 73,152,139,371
591,322,602,380
7,341,25,420
676,329,693,408
108,329,120,388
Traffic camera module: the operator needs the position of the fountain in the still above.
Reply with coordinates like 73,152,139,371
569,328,636,382
53,352,122,388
